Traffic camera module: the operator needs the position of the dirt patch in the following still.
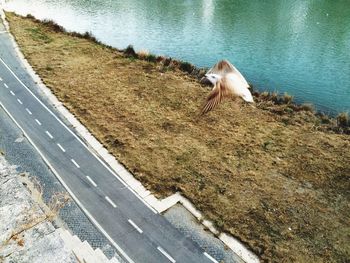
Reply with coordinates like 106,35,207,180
6,12,350,262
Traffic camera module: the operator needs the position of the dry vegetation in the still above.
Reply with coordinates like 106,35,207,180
6,12,350,262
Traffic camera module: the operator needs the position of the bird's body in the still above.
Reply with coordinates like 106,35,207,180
200,60,254,115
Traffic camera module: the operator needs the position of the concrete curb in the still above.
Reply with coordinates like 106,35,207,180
0,7,259,263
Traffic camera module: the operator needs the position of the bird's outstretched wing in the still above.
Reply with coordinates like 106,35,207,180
207,60,250,89
206,60,235,75
200,78,232,115
226,73,254,102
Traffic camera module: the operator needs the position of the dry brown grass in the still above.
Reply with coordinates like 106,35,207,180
137,49,150,59
6,12,350,262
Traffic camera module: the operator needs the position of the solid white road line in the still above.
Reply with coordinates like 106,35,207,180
157,247,176,263
86,176,97,187
25,108,32,115
10,90,15,96
57,143,66,152
128,219,143,234
17,98,23,105
45,130,54,139
35,119,42,125
0,57,157,214
204,252,219,263
71,159,80,168
105,196,117,208
0,102,135,263
0,31,7,34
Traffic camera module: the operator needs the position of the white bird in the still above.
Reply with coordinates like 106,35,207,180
200,60,254,115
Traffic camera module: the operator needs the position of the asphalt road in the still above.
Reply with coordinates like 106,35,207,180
0,28,218,263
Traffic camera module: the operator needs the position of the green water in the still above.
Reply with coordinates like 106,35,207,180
4,0,350,113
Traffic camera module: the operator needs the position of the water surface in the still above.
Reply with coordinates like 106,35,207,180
4,0,350,113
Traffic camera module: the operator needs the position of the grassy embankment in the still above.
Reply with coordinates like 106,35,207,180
6,12,350,263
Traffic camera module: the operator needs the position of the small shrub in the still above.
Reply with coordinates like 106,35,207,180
42,19,65,33
252,91,260,98
197,68,207,79
169,59,180,69
26,14,35,19
124,45,137,58
190,67,200,77
163,57,172,67
317,113,331,124
300,103,314,112
82,31,98,42
156,55,166,63
270,92,279,103
179,61,194,73
68,30,99,44
146,54,157,63
337,112,349,128
283,92,293,104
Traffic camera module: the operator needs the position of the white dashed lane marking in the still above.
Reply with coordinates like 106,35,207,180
204,252,219,263
25,108,32,115
86,176,97,187
10,90,15,96
71,159,80,168
35,119,42,126
0,58,137,263
17,98,23,105
45,131,54,139
128,219,143,234
157,247,176,263
57,143,66,152
105,196,117,208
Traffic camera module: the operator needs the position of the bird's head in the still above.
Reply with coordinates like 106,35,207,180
204,73,221,85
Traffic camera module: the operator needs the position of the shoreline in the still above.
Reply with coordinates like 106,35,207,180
22,13,350,134
4,11,350,262
3,3,349,116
